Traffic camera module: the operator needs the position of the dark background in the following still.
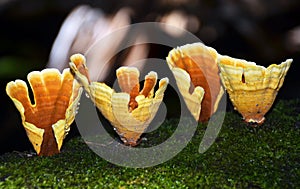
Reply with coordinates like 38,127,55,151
0,0,299,154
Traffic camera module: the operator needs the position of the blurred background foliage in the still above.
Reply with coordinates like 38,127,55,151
0,0,299,154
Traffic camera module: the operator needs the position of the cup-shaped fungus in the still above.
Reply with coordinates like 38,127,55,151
6,69,82,156
70,54,168,146
166,43,224,122
218,56,292,125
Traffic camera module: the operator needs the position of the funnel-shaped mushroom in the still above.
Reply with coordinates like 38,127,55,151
166,43,224,122
70,54,168,146
218,56,292,124
6,69,82,156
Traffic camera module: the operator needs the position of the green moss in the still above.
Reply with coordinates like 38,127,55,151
1,100,299,188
